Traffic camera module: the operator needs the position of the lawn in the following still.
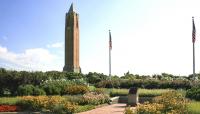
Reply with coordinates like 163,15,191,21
187,101,200,114
109,88,174,97
0,97,21,105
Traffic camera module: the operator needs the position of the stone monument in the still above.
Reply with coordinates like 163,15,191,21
127,87,138,106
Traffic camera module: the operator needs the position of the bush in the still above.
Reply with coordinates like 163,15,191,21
81,92,110,105
64,85,89,95
32,87,46,96
133,91,188,114
17,85,35,96
42,84,61,95
96,79,192,90
95,79,120,88
186,86,200,101
63,101,78,113
153,91,188,113
136,102,164,114
17,85,46,96
124,106,134,114
17,96,65,111
94,88,105,94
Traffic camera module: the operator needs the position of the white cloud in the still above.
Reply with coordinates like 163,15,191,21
47,42,63,48
0,45,63,71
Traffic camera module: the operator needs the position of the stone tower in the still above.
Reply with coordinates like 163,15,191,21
63,3,81,73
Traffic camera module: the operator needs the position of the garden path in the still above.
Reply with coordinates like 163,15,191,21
78,103,135,114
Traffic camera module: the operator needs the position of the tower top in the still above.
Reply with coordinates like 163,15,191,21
68,3,74,12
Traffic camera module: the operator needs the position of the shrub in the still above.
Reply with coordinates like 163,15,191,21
17,85,35,96
17,85,46,96
95,79,120,88
17,96,65,111
186,86,200,101
64,85,89,95
63,101,78,113
42,84,61,95
133,91,188,114
94,88,105,94
96,79,193,89
88,86,96,91
81,92,110,105
65,95,83,105
124,106,134,114
136,102,164,114
153,91,188,113
32,87,46,96
17,96,47,111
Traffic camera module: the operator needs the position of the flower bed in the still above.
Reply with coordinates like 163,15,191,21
0,105,20,112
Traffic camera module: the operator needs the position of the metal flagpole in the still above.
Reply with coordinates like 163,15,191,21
192,17,196,80
109,30,111,77
193,42,195,79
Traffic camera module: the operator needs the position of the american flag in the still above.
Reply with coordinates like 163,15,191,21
192,17,196,43
109,30,112,50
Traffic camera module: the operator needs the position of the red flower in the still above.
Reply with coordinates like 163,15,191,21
0,105,20,112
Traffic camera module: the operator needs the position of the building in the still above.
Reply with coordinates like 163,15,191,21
63,3,81,73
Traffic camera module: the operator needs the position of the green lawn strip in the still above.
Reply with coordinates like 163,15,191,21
75,105,95,113
0,97,21,105
109,88,174,97
138,89,172,97
187,101,200,114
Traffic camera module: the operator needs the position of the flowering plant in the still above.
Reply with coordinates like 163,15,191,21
0,105,20,112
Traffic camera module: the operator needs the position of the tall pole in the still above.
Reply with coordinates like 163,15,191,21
109,30,112,77
193,42,195,79
109,43,111,77
192,17,196,80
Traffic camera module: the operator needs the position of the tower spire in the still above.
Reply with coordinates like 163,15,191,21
69,3,74,12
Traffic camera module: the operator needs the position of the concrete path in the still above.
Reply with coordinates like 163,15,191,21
78,103,129,114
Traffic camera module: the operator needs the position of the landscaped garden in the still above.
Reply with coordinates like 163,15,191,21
0,68,200,113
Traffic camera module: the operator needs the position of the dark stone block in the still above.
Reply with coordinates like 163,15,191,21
128,87,138,94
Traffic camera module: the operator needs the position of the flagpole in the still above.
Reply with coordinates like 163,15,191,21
193,42,195,79
192,17,196,80
109,30,111,77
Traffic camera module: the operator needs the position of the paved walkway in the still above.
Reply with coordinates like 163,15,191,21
78,103,132,114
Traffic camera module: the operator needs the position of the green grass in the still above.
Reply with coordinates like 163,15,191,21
187,101,200,114
109,88,174,97
75,105,95,113
138,89,172,97
110,89,128,97
0,97,21,105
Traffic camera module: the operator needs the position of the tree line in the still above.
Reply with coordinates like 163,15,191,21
0,68,199,96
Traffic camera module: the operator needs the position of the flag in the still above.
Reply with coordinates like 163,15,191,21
109,30,112,50
192,17,196,43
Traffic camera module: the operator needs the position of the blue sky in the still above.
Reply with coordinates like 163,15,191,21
0,0,200,76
